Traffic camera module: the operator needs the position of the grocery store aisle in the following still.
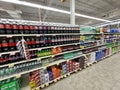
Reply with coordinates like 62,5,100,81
44,52,120,90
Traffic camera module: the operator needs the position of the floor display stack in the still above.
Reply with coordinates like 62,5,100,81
0,19,120,90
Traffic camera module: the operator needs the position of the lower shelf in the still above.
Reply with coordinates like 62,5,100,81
31,50,120,90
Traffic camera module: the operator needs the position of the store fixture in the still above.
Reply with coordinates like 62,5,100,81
0,19,120,90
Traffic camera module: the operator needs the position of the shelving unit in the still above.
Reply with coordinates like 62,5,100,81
0,19,120,90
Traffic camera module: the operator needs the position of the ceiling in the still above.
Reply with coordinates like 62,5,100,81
0,0,120,25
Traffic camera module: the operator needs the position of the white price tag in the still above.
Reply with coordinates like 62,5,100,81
7,35,13,38
36,87,40,90
36,34,40,37
46,83,49,86
10,52,16,55
38,48,41,51
41,85,45,88
54,79,57,82
16,74,21,78
8,63,14,68
37,58,41,61
51,55,55,58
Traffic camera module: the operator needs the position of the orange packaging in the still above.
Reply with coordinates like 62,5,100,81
51,48,57,55
57,47,62,53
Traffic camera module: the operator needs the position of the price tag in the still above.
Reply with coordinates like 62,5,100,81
56,63,59,65
51,55,55,58
67,73,70,76
36,87,40,90
7,35,13,38
37,58,41,61
8,63,14,68
75,70,77,73
53,46,57,48
57,77,60,80
52,34,56,36
54,79,57,82
43,66,47,69
64,75,67,77
38,48,41,51
10,52,16,55
83,54,88,60
16,74,21,78
41,85,45,88
46,83,49,86
36,34,40,37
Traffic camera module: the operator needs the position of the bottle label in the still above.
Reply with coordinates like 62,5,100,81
19,25,24,29
24,26,30,30
0,24,4,29
13,25,18,29
2,42,8,47
5,24,12,29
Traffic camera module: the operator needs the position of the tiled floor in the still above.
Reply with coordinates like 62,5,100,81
43,52,120,90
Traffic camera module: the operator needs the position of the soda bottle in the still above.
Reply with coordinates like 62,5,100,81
31,37,36,48
0,23,5,34
30,25,34,34
18,24,24,34
39,26,43,34
12,23,19,34
34,26,39,34
8,38,16,51
24,25,30,34
36,37,40,48
47,26,51,34
1,38,9,52
5,23,13,34
26,37,32,49
15,37,20,50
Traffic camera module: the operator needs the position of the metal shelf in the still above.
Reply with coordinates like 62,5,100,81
0,33,80,37
0,42,80,56
80,33,120,35
0,53,86,81
0,48,82,68
33,49,120,90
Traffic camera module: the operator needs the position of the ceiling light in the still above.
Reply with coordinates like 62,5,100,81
75,13,111,22
0,0,111,22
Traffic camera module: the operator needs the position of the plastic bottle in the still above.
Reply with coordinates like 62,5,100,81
0,23,5,34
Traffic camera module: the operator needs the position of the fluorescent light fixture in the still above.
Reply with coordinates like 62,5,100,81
1,0,111,22
75,13,111,22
